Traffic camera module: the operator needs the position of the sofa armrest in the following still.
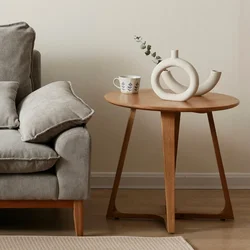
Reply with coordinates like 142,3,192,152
54,126,91,200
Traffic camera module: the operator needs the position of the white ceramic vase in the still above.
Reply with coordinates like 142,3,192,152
151,50,221,101
162,69,221,96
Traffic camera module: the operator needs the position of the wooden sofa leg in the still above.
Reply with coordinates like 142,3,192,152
73,201,84,236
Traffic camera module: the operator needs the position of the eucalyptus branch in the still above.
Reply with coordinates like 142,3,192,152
134,35,162,64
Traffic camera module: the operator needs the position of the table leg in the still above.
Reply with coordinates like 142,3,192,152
106,108,164,223
207,112,234,219
175,113,181,168
176,112,234,220
106,108,136,219
161,112,180,233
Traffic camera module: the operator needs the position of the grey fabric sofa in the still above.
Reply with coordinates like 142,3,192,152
0,50,91,236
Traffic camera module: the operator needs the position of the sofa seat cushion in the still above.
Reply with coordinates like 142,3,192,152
0,130,59,173
0,172,58,199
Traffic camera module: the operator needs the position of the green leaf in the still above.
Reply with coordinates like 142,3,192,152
156,56,161,60
134,35,142,42
151,52,156,57
145,50,150,56
140,44,146,49
147,45,151,50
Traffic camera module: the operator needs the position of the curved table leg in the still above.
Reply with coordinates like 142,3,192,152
106,109,165,223
176,112,234,220
106,108,136,219
207,112,234,219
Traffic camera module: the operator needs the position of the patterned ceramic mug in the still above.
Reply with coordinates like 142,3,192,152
113,75,141,94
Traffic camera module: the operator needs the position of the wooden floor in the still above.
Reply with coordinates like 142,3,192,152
0,189,249,250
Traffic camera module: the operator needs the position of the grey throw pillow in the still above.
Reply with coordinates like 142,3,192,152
18,81,94,143
0,22,35,103
0,81,19,128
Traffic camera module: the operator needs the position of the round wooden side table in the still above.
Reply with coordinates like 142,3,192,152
104,89,239,233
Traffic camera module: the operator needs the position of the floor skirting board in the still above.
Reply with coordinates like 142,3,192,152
91,172,250,190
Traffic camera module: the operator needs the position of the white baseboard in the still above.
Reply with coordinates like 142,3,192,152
91,172,250,189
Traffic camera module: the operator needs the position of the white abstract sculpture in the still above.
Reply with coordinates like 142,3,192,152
151,50,221,101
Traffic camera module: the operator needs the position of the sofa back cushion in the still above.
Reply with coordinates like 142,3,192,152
0,22,35,103
0,81,19,128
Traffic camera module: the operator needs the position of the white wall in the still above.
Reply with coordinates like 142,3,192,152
0,0,247,174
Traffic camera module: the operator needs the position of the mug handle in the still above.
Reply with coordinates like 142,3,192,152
113,78,120,89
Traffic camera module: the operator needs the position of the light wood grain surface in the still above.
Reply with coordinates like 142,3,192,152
104,89,239,112
0,189,249,250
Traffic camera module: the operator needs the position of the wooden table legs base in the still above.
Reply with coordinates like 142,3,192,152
107,204,233,224
175,211,233,220
106,109,234,234
106,206,233,234
107,207,164,222
176,203,234,220
107,212,233,221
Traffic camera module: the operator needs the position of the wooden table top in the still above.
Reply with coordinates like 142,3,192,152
104,89,239,112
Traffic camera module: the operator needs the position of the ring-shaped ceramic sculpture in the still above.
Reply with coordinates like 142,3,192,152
151,50,199,101
161,69,222,96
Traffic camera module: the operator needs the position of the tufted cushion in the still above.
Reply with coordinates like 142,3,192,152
0,22,35,103
0,130,59,173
